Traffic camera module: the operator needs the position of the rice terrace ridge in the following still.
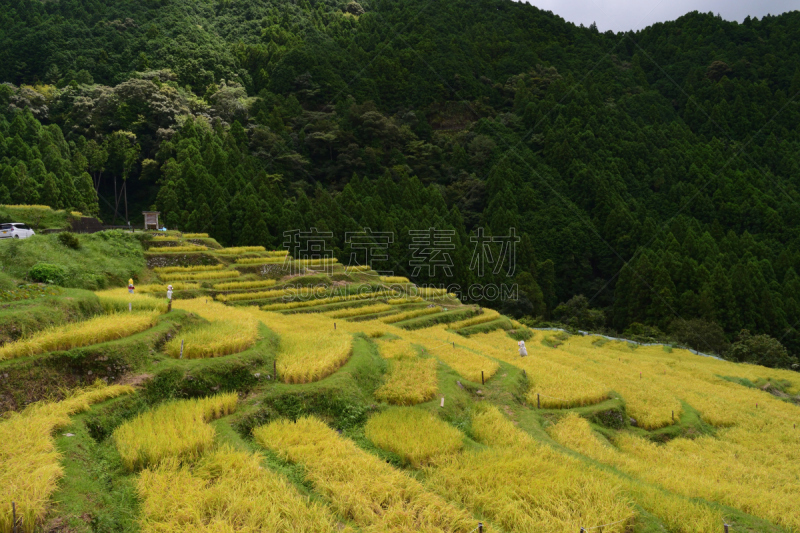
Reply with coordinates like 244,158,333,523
1,0,800,531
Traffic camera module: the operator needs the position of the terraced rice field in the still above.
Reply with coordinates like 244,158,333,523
4,252,800,533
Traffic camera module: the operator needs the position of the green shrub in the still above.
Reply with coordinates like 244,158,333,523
57,232,81,250
29,262,67,285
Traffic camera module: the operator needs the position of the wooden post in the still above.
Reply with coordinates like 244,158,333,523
179,340,184,359
12,502,16,533
724,524,729,533
334,322,336,330
481,371,484,385
523,369,526,378
453,342,455,348
440,396,444,408
167,299,172,312
537,393,541,409
273,360,277,380
128,302,132,312
478,523,483,533
672,411,674,423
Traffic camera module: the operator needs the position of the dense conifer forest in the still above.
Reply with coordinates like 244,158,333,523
2,0,800,367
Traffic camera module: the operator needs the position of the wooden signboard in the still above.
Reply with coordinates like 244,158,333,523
143,211,160,230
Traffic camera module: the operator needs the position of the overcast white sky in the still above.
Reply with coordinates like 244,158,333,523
521,0,798,32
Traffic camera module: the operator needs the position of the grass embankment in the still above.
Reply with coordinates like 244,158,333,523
0,230,146,289
0,288,102,345
0,311,188,412
0,204,78,230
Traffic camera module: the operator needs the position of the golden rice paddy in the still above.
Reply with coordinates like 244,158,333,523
254,416,478,532
365,408,464,466
0,385,134,533
0,311,159,360
113,393,238,471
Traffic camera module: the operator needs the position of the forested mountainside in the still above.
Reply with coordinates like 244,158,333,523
2,0,800,366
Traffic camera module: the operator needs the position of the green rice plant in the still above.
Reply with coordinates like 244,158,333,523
159,270,240,282
181,233,209,238
365,408,464,467
151,236,179,241
0,311,159,360
0,384,134,533
113,394,238,471
215,246,266,255
325,303,393,319
147,245,208,253
152,264,224,274
382,306,442,324
212,279,277,291
345,265,372,272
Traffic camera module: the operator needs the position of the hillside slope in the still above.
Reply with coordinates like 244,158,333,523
1,1,800,363
1,235,799,532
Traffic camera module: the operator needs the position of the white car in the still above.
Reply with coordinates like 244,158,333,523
0,222,35,239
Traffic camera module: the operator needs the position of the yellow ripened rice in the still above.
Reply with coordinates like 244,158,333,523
0,311,159,360
215,246,266,255
113,393,238,471
248,310,352,384
424,405,635,533
147,245,208,253
137,446,339,533
159,270,240,282
365,408,463,466
325,303,393,319
212,279,277,291
0,384,134,533
153,264,224,274
254,416,478,532
168,299,260,358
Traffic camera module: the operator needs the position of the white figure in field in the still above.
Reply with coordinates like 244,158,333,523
518,339,528,357
166,284,173,301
